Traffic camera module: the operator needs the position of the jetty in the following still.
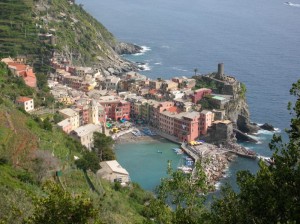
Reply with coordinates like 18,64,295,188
181,143,199,162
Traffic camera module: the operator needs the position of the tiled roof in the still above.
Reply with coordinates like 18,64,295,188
16,96,32,103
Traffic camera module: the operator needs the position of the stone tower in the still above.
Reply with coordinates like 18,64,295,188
216,63,224,80
89,100,99,125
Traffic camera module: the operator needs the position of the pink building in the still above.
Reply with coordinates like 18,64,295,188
6,62,37,88
158,109,200,142
150,101,174,126
174,112,200,142
159,111,177,135
57,119,73,134
190,88,212,104
199,110,214,135
99,96,130,121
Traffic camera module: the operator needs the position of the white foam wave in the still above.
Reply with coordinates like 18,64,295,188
161,45,170,49
154,62,162,65
285,2,300,7
274,128,281,133
137,63,151,71
172,67,188,72
257,129,274,135
133,45,151,56
214,182,221,190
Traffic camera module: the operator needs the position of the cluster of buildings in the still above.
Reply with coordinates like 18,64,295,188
1,57,37,88
49,61,234,144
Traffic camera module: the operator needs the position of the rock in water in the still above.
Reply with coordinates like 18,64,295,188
113,42,142,55
260,123,275,131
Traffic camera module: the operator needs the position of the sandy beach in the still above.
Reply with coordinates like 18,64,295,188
114,132,167,144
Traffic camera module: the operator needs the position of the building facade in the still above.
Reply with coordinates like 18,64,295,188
16,97,34,112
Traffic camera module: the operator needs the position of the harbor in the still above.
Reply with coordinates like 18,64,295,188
114,125,260,189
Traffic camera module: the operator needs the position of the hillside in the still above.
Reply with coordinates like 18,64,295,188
0,0,140,74
0,64,152,223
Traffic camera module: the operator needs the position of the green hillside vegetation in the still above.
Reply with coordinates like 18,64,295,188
0,64,154,223
45,0,117,64
0,0,120,72
0,0,52,72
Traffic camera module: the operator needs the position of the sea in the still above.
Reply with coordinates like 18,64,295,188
77,0,300,193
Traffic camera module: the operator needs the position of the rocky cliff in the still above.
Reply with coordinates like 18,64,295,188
194,66,259,135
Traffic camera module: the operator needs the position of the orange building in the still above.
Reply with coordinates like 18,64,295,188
2,59,37,88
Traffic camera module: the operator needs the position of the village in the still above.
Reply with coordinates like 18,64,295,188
1,54,258,186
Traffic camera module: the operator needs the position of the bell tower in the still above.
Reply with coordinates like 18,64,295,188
89,100,99,125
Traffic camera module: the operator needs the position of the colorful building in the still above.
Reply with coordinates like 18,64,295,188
1,58,37,88
98,96,130,121
190,88,212,104
174,111,200,142
199,110,214,135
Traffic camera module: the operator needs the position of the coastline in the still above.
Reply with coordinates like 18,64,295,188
113,128,236,189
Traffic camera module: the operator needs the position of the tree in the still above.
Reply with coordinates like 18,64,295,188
194,68,198,76
24,181,101,224
53,112,64,124
75,151,100,173
42,117,52,131
210,80,300,224
153,161,211,224
93,133,115,161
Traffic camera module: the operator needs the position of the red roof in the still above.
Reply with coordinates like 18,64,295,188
167,106,180,113
17,97,32,103
7,62,27,71
149,89,157,95
7,62,37,88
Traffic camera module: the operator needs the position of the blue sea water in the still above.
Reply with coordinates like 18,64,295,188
78,0,300,191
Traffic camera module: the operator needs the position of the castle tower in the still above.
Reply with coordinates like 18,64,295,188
89,100,99,125
216,63,224,79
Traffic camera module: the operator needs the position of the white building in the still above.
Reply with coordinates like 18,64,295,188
59,108,80,130
16,97,34,112
97,160,130,185
104,75,120,90
71,124,101,150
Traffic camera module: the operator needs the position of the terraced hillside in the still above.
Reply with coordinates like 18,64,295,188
0,0,138,74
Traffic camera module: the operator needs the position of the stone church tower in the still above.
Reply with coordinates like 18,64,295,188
89,100,99,125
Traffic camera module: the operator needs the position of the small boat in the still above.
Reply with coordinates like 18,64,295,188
173,148,183,154
157,150,162,154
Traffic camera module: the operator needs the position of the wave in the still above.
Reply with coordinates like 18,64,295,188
214,182,221,190
274,127,281,133
137,62,151,71
284,2,300,7
161,45,170,49
172,66,189,72
154,62,162,65
133,45,151,56
257,129,274,135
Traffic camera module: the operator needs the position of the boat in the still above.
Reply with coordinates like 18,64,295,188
257,155,274,165
173,148,183,154
185,160,194,166
157,150,162,154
